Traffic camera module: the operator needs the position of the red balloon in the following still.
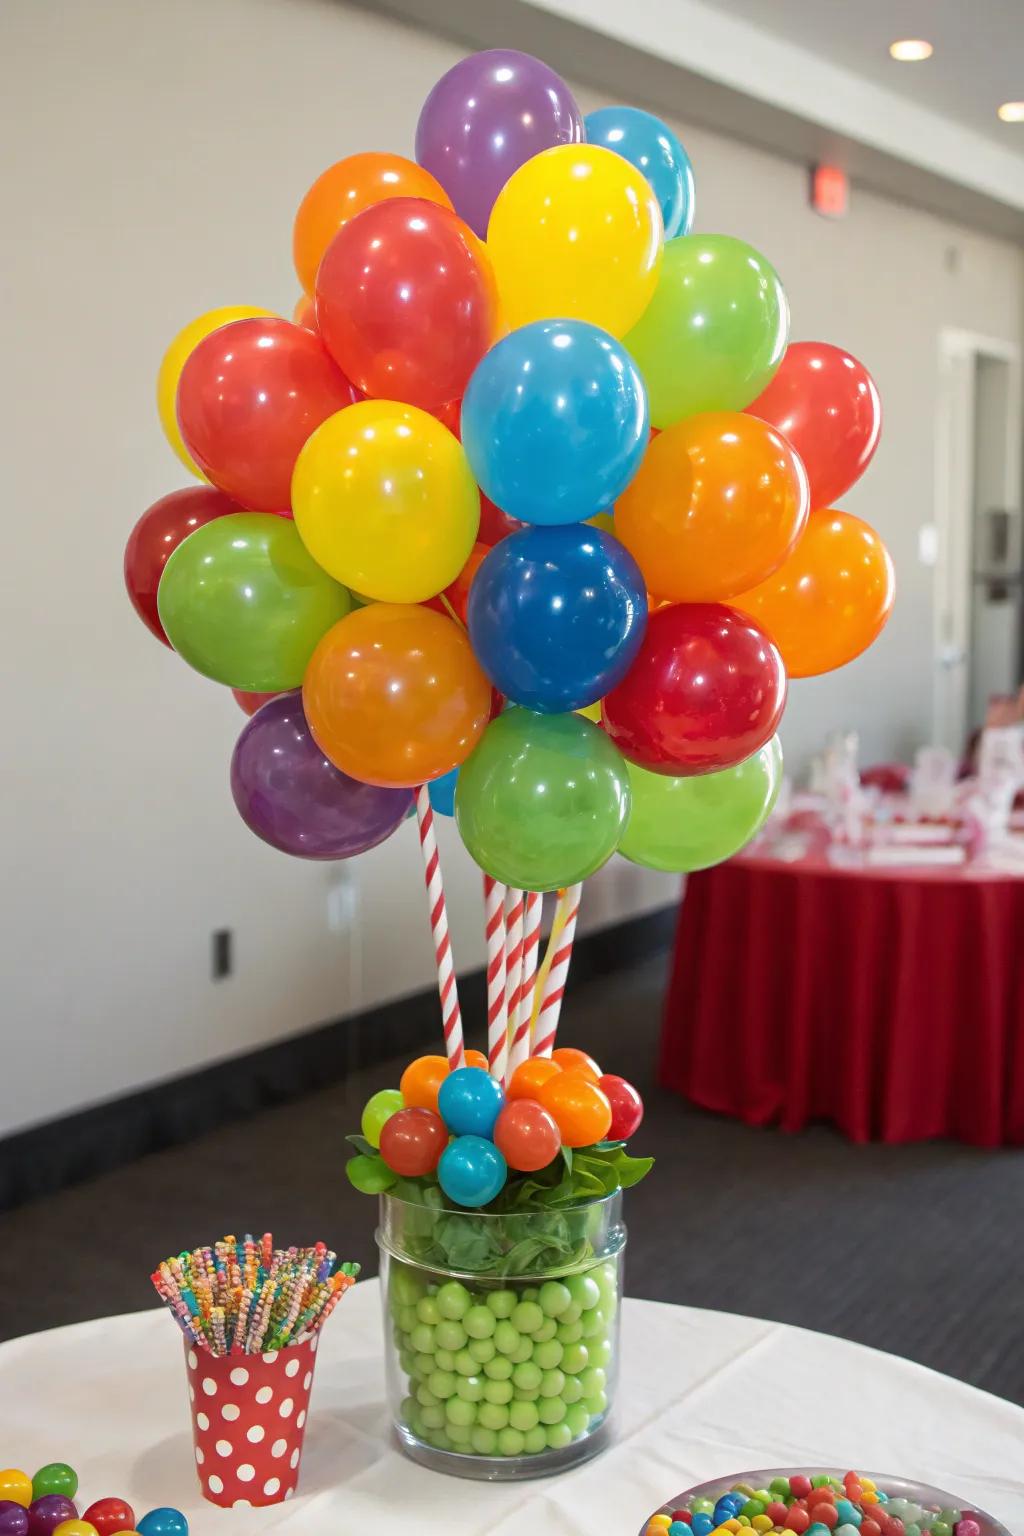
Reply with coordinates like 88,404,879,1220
598,1074,644,1140
124,486,239,644
232,689,284,716
379,1106,448,1176
315,197,499,412
82,1500,136,1536
493,1099,562,1172
176,317,358,513
425,540,489,624
746,340,881,510
602,603,786,775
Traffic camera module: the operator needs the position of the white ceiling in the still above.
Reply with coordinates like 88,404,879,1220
701,0,1024,155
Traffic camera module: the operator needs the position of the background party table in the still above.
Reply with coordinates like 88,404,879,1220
661,850,1024,1146
2,1281,1022,1534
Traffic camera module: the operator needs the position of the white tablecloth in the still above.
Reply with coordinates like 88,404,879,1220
2,1283,1022,1534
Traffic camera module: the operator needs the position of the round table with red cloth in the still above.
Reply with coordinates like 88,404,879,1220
660,851,1024,1146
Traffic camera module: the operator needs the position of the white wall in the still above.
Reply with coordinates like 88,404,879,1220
1,0,1022,1136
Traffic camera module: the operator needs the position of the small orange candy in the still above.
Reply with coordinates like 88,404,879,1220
551,1047,602,1083
463,1049,489,1071
538,1073,612,1148
507,1058,563,1101
399,1054,451,1113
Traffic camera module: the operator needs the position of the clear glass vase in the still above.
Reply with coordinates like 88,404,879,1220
376,1189,626,1480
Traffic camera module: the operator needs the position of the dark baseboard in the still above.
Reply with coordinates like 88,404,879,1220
0,905,676,1212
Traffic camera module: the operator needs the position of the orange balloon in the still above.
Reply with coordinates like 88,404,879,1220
303,603,492,787
551,1047,602,1083
425,541,489,625
507,1057,563,1101
538,1073,612,1149
464,1049,489,1071
616,412,809,602
293,294,317,332
400,1054,450,1113
732,507,895,677
293,152,454,296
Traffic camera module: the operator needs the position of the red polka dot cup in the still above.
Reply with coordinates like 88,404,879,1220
184,1335,319,1507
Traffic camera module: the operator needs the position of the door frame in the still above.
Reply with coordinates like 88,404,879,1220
933,328,1022,751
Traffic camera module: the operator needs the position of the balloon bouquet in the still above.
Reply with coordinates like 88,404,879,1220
124,50,893,1109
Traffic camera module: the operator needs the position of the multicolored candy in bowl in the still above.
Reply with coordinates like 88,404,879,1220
640,1469,1009,1536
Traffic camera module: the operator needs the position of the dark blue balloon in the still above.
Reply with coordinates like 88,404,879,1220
585,106,695,238
428,766,459,817
468,525,647,712
460,319,648,525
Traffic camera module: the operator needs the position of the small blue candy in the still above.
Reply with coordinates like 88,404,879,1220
669,1525,689,1536
836,1501,862,1528
137,1512,189,1536
691,1517,714,1536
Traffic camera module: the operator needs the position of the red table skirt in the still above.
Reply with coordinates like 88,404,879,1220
660,858,1024,1146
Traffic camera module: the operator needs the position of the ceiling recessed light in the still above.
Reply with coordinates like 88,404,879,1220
889,39,933,62
997,101,1024,123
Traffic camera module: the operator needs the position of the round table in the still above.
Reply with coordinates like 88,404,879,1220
661,852,1024,1145
2,1282,1022,1534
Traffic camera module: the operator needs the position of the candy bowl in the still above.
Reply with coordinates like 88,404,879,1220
640,1468,1010,1536
377,1189,625,1480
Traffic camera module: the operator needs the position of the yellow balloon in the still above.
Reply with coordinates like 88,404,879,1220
292,400,480,603
157,305,274,477
576,701,603,722
53,1524,100,1536
587,511,616,535
486,145,663,337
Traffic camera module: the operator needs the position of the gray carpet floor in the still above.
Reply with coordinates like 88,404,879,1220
3,951,1023,1407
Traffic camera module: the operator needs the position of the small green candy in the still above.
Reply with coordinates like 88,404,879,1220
559,1300,583,1325
416,1296,442,1326
435,1280,472,1320
456,1374,485,1402
539,1368,566,1398
464,1305,497,1340
454,1349,479,1377
435,1320,467,1353
468,1336,496,1364
740,1502,765,1519
509,1399,540,1431
565,1402,590,1436
584,1390,608,1415
391,1266,427,1306
411,1353,434,1382
509,1334,534,1364
545,1420,573,1448
445,1395,477,1427
581,1308,607,1338
483,1355,513,1381
426,1428,452,1450
434,1348,456,1372
556,1319,585,1345
494,1320,522,1355
567,1273,601,1310
534,1339,564,1370
931,1525,952,1536
497,1426,526,1456
410,1322,436,1355
588,1337,612,1369
416,1383,441,1407
538,1280,572,1317
397,1303,418,1333
511,1301,545,1334
538,1395,567,1425
533,1317,558,1343
524,1424,548,1453
770,1479,791,1497
561,1341,589,1374
561,1374,584,1403
420,1404,446,1430
446,1420,473,1446
478,1401,510,1430
484,1377,513,1405
578,1365,606,1397
471,1425,498,1455
486,1288,517,1318
512,1361,542,1393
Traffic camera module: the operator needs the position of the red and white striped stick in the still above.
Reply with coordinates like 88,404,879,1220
483,874,508,1080
532,883,582,1059
506,891,542,1081
499,888,525,1085
414,786,465,1070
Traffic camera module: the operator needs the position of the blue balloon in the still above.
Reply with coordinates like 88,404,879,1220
585,106,695,239
138,1512,189,1536
468,525,647,712
438,1134,508,1207
428,767,459,817
437,1066,505,1137
461,319,648,525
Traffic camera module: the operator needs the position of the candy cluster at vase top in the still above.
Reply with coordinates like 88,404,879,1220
646,1470,988,1536
125,46,893,894
348,1047,646,1208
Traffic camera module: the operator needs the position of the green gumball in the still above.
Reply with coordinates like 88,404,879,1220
361,1088,405,1148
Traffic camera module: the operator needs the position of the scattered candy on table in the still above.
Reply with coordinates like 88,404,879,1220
643,1472,995,1536
0,1470,185,1536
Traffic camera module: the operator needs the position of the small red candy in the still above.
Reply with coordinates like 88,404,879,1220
860,1520,882,1536
784,1509,810,1534
82,1500,136,1536
766,1503,789,1526
789,1477,813,1500
810,1505,839,1530
887,1521,905,1536
671,1514,692,1525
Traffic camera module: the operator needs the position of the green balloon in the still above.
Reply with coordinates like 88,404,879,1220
619,736,783,873
455,708,630,892
361,1088,405,1148
624,234,789,428
157,512,351,689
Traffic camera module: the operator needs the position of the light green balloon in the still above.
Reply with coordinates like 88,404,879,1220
361,1088,404,1149
618,736,783,873
157,512,351,689
625,234,789,428
455,707,630,892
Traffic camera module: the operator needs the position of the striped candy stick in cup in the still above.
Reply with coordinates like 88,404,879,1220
414,786,465,1069
500,887,525,1086
484,873,508,1080
532,883,582,1059
506,891,542,1081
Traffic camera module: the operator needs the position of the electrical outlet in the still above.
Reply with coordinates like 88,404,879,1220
212,928,233,980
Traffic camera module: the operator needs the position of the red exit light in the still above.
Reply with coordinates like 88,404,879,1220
811,164,848,219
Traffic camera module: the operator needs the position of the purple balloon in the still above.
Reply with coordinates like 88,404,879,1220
415,49,583,237
27,1499,75,1536
0,1504,29,1536
230,691,412,859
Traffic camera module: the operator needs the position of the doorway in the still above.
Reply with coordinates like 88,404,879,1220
933,330,1022,754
